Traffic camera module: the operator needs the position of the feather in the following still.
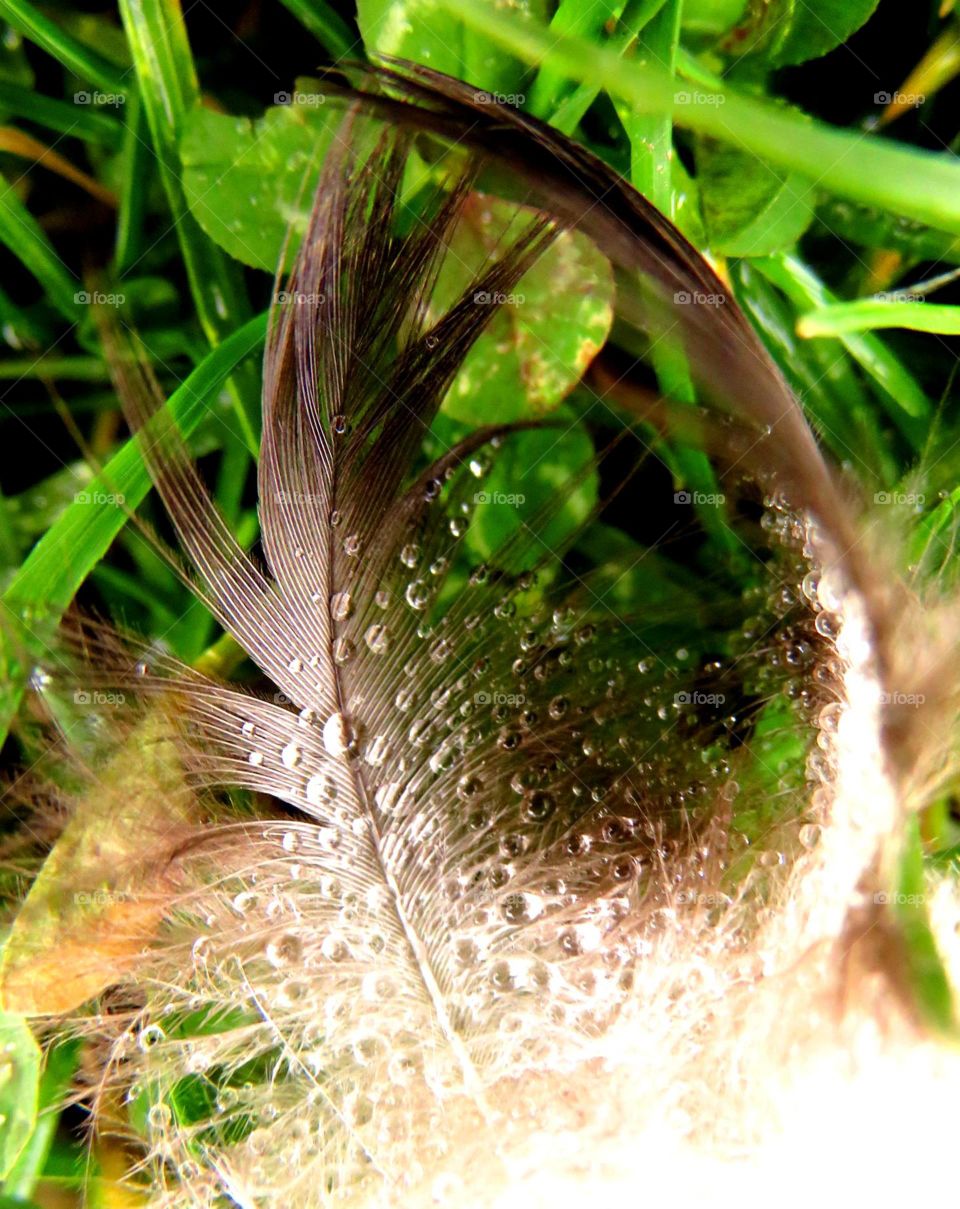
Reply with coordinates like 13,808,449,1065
7,64,959,1208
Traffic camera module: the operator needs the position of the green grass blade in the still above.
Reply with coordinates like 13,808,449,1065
0,183,79,322
0,0,126,93
117,0,260,449
440,0,960,234
278,0,359,60
798,299,960,337
113,91,150,273
0,312,268,747
753,254,931,445
0,81,123,146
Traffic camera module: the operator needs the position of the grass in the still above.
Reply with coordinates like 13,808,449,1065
1,0,959,1202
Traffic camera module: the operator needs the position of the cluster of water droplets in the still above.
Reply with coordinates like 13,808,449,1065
123,465,848,1206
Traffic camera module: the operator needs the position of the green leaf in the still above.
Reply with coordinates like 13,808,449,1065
719,0,880,67
771,0,881,67
891,815,955,1034
3,1039,80,1202
431,196,612,424
680,0,747,39
357,0,547,95
466,413,598,570
696,136,814,256
0,712,197,1016
0,1011,41,1178
180,94,336,273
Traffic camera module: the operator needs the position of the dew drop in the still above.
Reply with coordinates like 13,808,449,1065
365,734,391,767
266,933,303,968
330,591,352,621
305,772,337,806
365,624,390,654
138,1024,165,1051
281,741,302,769
457,774,482,800
406,579,430,610
524,790,555,822
333,636,355,664
323,711,353,757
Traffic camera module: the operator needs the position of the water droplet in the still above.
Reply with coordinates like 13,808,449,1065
138,1024,165,1051
322,935,349,962
332,413,347,434
400,543,420,568
147,1102,173,1129
365,734,391,767
801,571,820,603
323,711,353,757
501,892,543,924
266,933,303,967
331,591,352,620
287,656,303,674
305,772,337,806
524,790,555,822
333,636,355,664
248,750,265,767
281,741,302,769
457,774,482,799
365,624,390,654
343,534,361,557
406,579,430,610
